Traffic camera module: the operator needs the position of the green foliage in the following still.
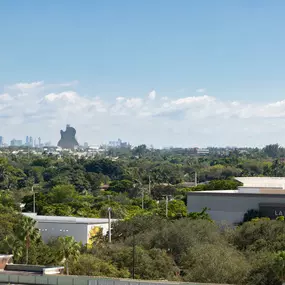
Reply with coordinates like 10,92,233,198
151,185,176,200
1,146,285,282
69,254,130,277
156,199,187,218
181,243,249,284
190,179,241,191
188,207,211,220
244,251,283,285
84,159,124,180
243,209,260,222
56,236,81,275
48,184,77,203
229,219,285,252
108,179,134,194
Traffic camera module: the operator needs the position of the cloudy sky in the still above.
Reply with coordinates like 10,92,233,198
1,1,285,147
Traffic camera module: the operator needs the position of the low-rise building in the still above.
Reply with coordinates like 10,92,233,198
23,213,117,244
187,177,285,225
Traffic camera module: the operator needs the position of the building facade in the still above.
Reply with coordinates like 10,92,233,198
187,191,285,225
187,177,285,225
23,214,116,244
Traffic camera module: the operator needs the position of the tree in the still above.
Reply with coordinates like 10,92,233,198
188,207,211,220
181,243,249,284
69,254,130,278
98,245,179,280
132,145,148,158
244,251,283,285
108,180,134,194
227,219,285,253
275,251,285,282
263,144,280,158
157,199,187,218
14,216,41,264
151,185,176,200
47,184,77,204
84,159,124,180
56,236,80,275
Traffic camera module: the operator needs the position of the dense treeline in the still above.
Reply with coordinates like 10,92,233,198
1,144,285,284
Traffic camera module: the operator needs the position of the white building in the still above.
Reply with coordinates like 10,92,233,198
196,148,210,155
187,177,285,225
23,213,117,244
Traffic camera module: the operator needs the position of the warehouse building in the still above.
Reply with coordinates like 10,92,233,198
187,177,285,225
23,213,117,244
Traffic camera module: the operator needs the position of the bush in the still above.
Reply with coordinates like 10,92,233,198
181,243,249,284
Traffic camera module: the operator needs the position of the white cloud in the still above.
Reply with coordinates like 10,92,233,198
0,93,13,101
44,91,78,103
9,81,44,90
196,88,206,93
148,90,156,100
116,97,125,102
2,81,285,147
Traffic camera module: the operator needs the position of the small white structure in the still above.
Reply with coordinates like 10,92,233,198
23,213,117,244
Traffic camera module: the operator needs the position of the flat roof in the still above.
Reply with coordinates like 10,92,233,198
201,190,239,193
23,213,117,224
235,177,285,188
187,191,285,198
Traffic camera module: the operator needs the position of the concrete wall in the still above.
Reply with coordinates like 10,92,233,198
187,192,285,225
37,222,89,243
0,274,230,285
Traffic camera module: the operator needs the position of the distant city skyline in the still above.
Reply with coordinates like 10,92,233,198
1,1,285,147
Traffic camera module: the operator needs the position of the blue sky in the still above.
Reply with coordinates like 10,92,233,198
1,1,285,147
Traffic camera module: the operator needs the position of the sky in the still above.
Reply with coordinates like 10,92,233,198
1,1,285,147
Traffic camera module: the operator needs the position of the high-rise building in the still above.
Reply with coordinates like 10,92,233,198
0,136,3,146
10,139,23,147
29,136,33,147
25,136,29,145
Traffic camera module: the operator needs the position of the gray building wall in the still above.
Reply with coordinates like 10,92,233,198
37,222,89,243
37,222,110,244
187,192,285,225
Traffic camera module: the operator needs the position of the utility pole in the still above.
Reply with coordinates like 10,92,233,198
32,185,35,213
132,230,135,279
148,175,151,194
141,189,144,209
108,207,112,243
194,172,198,187
162,195,171,217
165,195,169,217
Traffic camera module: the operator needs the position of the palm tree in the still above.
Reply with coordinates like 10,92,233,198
57,236,80,275
1,234,23,263
15,216,40,264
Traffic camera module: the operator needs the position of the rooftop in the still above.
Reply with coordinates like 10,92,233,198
23,213,117,224
235,177,285,189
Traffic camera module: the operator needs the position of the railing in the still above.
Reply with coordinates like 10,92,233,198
0,273,229,285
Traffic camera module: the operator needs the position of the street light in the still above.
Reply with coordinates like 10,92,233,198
108,207,112,243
